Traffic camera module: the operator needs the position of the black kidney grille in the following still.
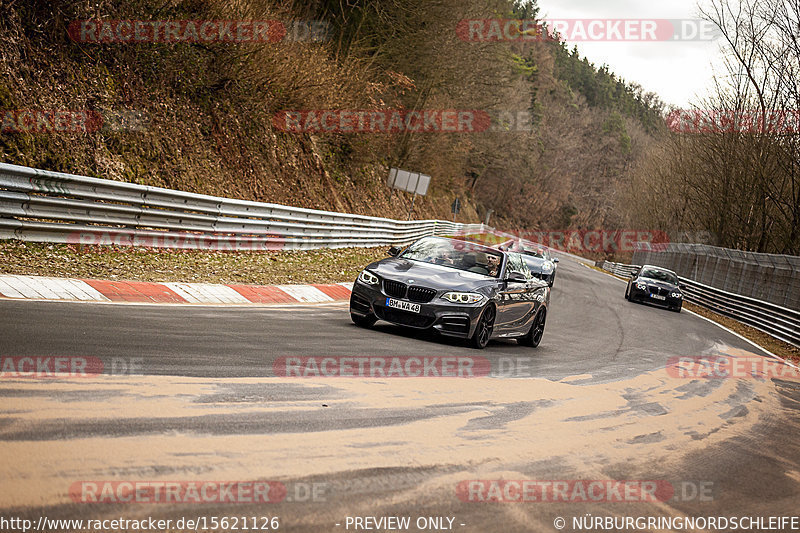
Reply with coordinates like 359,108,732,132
407,286,437,303
383,279,407,299
379,308,435,328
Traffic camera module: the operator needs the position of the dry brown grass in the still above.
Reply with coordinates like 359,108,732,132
0,240,386,285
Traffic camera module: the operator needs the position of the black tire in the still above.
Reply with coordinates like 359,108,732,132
672,305,682,313
351,312,377,328
519,308,547,348
627,287,637,303
470,304,496,349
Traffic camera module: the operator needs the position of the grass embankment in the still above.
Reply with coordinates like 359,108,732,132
0,241,386,285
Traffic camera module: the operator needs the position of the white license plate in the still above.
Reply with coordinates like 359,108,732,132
386,298,421,313
650,294,666,301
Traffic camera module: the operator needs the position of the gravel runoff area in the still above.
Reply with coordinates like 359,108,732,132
2,239,798,364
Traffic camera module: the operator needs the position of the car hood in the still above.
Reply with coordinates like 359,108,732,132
524,256,555,271
367,258,497,292
640,277,679,290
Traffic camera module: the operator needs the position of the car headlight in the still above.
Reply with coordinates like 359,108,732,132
671,292,682,299
442,292,484,304
636,282,647,290
358,270,379,285
541,262,554,273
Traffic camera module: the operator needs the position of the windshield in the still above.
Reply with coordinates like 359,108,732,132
522,246,550,260
641,268,679,284
400,238,503,277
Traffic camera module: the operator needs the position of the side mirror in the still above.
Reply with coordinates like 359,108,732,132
553,258,559,263
388,246,401,257
506,272,527,283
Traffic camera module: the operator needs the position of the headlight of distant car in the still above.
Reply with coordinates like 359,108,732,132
358,270,380,285
441,292,484,304
671,292,682,299
636,282,647,290
541,262,554,272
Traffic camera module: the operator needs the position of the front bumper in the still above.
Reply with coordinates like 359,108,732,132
350,280,485,339
630,286,682,308
531,270,555,285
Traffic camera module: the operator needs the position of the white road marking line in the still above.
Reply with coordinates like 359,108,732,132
682,309,798,368
0,277,25,298
163,283,251,304
276,285,335,303
5,275,60,299
0,275,48,298
47,278,92,301
44,278,82,300
0,275,110,301
61,278,111,301
7,276,107,301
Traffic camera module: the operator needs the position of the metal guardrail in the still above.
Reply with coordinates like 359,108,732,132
599,260,800,348
0,163,485,250
598,260,640,278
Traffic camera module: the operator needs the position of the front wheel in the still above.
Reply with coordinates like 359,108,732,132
470,304,496,349
519,308,546,348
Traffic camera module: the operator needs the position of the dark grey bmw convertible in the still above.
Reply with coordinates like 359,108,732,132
349,236,550,349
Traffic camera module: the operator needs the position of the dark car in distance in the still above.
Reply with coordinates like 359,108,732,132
349,236,550,349
625,265,685,312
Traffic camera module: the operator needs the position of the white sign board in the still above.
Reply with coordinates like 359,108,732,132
416,174,431,195
387,168,430,196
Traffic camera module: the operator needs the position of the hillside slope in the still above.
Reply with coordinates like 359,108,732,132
0,0,663,229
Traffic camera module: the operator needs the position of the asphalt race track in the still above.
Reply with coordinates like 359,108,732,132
1,256,799,532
